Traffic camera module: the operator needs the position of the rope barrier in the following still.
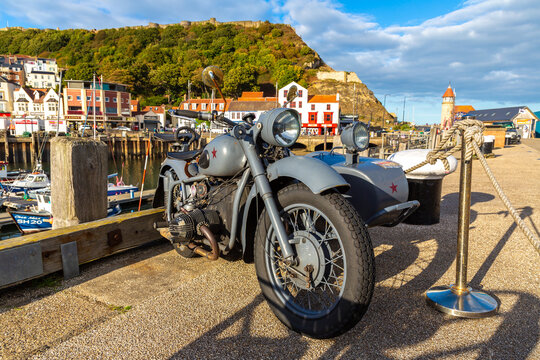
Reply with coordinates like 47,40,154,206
471,141,540,256
403,119,540,256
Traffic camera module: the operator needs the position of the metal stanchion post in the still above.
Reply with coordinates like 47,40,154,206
425,130,499,318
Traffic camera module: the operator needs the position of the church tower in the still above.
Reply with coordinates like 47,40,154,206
440,84,455,129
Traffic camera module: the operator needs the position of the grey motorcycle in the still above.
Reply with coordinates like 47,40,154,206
153,66,417,338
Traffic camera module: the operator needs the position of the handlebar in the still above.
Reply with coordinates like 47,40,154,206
170,109,213,121
169,109,238,128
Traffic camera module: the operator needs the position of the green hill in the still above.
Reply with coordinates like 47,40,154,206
0,22,325,105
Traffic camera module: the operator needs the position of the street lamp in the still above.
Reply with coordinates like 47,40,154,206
382,94,390,129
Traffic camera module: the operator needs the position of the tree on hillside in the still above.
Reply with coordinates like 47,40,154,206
223,64,258,98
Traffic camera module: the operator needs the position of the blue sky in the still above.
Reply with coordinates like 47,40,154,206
1,0,539,124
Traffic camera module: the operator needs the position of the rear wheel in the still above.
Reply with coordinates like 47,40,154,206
254,183,375,338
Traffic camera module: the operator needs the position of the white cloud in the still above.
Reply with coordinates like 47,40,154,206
3,0,540,122
2,0,272,29
282,0,540,121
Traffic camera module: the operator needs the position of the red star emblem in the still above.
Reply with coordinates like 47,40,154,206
212,147,217,158
390,182,398,193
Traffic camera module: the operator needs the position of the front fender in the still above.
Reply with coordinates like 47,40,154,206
266,156,349,194
240,156,349,258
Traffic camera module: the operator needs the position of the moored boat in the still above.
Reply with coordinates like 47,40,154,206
9,189,122,234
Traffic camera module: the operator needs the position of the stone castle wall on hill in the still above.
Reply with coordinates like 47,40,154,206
316,71,362,83
1,18,292,32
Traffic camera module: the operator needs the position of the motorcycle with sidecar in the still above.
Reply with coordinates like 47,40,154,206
152,66,419,338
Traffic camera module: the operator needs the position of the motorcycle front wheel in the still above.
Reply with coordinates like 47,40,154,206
254,183,375,339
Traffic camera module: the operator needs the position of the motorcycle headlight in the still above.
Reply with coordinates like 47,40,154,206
259,108,301,147
341,122,369,152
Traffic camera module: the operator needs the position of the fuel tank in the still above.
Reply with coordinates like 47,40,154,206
198,134,247,177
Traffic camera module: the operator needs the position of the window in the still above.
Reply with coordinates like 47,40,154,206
219,103,224,110
284,90,288,98
0,103,4,112
311,104,315,111
33,104,40,112
96,97,100,101
309,113,316,123
291,102,296,108
0,91,3,100
211,103,216,110
191,103,197,110
105,97,109,102
298,101,302,108
67,95,72,101
48,103,57,112
324,113,332,123
201,103,207,110
113,97,117,103
298,90,303,97
326,104,330,111
87,96,91,101
184,103,189,110
76,96,81,101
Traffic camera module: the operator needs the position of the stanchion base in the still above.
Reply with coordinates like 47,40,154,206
425,285,499,318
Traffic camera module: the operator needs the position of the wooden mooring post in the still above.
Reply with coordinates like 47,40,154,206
4,131,9,162
50,137,107,229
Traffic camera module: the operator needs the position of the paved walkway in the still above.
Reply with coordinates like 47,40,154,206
0,143,538,359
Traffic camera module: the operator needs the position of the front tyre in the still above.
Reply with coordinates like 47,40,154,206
254,183,375,339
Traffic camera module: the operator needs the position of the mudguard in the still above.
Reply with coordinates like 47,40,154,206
152,157,188,208
240,156,349,255
266,156,349,194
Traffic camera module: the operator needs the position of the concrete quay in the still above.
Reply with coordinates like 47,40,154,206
0,142,538,359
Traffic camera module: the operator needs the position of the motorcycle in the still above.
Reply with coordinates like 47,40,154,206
153,66,419,338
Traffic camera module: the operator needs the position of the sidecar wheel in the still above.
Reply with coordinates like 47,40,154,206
254,183,375,339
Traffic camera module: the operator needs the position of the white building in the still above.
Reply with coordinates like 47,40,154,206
11,88,64,132
278,82,340,135
24,58,58,88
13,117,44,135
0,75,17,114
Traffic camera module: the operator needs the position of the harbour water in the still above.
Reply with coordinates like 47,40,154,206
5,156,163,191
1,156,163,239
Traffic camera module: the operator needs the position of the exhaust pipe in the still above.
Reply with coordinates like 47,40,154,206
187,224,219,261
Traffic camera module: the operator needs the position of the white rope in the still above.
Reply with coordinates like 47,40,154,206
404,120,540,255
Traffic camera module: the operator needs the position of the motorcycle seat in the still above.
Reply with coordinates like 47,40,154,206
166,149,203,161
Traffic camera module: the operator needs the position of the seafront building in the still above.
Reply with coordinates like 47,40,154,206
178,83,341,135
63,80,132,129
440,83,538,138
0,55,59,88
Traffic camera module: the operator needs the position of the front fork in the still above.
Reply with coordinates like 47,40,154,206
239,134,296,261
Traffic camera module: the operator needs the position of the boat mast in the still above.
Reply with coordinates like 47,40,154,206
93,73,96,139
56,70,63,137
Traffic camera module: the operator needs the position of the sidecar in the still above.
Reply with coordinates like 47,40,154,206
305,135,419,227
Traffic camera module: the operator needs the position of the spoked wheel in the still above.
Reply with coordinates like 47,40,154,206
254,183,375,339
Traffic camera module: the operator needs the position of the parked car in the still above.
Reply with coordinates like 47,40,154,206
115,126,131,131
505,128,520,144
79,125,92,134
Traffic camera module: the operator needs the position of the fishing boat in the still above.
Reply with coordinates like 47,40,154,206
107,173,138,196
8,172,50,193
0,161,30,185
9,189,122,234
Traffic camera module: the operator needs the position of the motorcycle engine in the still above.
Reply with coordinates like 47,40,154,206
169,208,221,243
